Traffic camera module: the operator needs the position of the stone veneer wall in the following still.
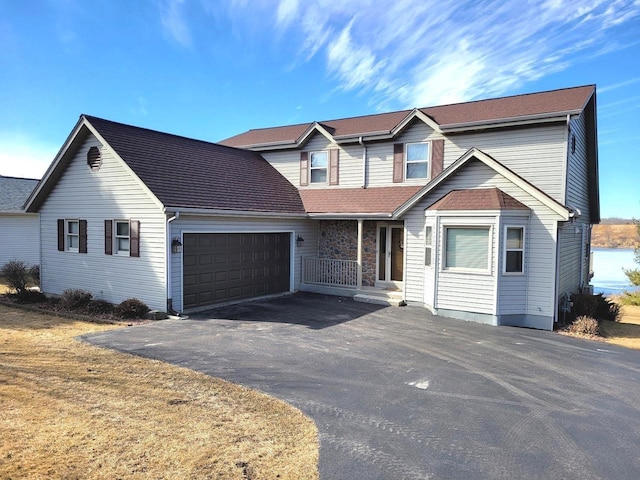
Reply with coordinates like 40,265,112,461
318,220,377,287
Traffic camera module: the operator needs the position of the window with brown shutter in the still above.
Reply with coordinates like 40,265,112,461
393,143,404,183
300,151,309,186
130,220,140,257
329,149,339,185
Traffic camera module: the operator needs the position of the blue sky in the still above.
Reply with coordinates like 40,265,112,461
1,0,639,218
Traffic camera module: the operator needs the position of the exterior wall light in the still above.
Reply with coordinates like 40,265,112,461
171,237,183,253
296,235,304,248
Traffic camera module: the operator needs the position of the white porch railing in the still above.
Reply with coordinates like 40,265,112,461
302,257,359,288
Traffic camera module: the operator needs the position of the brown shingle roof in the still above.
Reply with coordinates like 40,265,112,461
85,116,306,214
221,85,594,147
300,186,423,215
427,188,529,211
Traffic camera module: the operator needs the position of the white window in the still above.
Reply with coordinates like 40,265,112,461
504,226,525,274
310,151,328,183
444,227,491,271
66,220,79,252
425,225,433,267
406,142,430,179
115,220,130,255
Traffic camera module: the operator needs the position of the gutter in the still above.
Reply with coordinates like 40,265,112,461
162,206,308,218
440,112,578,132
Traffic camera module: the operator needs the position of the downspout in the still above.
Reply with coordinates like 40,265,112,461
166,211,180,315
359,136,367,188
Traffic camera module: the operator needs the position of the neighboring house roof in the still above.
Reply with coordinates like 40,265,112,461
300,186,423,217
427,188,529,211
27,116,307,215
0,175,39,213
221,85,595,148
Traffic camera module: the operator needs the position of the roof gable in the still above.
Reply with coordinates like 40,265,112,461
27,116,306,216
395,148,570,220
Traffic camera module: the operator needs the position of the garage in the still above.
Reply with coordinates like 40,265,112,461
183,232,291,310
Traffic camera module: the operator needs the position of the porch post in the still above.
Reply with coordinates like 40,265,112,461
357,219,363,289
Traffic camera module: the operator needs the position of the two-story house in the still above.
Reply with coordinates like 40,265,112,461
25,85,598,330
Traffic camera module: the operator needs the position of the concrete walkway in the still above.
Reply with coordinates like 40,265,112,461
84,293,640,479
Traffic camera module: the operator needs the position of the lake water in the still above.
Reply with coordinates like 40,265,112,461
591,247,640,295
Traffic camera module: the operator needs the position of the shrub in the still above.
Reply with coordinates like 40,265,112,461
567,315,600,336
570,293,619,322
60,289,93,310
114,298,150,319
1,260,30,294
84,299,114,315
29,265,40,288
620,291,640,306
16,290,47,304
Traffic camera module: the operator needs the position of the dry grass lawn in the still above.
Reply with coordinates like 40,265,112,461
0,305,318,479
600,304,640,350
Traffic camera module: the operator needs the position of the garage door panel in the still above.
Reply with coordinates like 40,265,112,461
183,232,290,309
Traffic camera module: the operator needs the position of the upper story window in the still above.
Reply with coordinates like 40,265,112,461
66,220,79,252
310,151,328,183
406,142,430,179
115,220,130,255
504,226,525,274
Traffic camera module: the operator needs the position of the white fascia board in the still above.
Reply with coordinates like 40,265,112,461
394,109,441,134
425,209,530,218
307,212,393,219
297,122,336,146
83,120,166,212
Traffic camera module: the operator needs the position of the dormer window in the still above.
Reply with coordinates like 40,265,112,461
87,146,102,170
406,142,430,179
310,151,328,183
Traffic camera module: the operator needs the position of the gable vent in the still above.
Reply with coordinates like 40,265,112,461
87,146,102,170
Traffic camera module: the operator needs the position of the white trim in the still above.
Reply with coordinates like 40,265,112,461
113,219,131,256
439,113,578,132
503,225,526,275
163,207,307,218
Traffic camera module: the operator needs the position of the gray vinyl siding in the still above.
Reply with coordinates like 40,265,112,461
403,159,561,321
38,134,167,310
443,124,567,203
169,215,317,312
566,113,591,223
496,216,529,315
0,213,40,266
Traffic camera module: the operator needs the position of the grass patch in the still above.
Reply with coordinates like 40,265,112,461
0,305,318,479
600,304,640,350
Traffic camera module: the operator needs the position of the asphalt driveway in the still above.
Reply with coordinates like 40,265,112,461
84,293,640,479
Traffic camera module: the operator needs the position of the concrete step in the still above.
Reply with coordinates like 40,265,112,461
354,292,406,307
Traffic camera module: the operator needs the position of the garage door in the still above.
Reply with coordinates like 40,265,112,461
183,233,290,310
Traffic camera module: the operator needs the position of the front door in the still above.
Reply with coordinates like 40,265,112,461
377,224,404,286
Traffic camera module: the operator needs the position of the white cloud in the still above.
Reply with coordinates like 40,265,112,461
0,133,57,180
160,0,192,47
262,0,640,107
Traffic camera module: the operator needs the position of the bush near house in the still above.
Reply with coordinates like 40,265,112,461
114,298,150,319
567,315,600,336
570,293,620,322
1,260,31,294
60,289,94,310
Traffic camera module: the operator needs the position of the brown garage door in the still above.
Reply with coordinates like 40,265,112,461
183,232,290,310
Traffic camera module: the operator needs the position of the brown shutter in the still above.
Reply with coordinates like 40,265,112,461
431,139,444,179
393,143,404,183
300,151,309,186
130,220,140,257
329,149,339,185
79,220,88,254
104,220,113,255
57,219,64,251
